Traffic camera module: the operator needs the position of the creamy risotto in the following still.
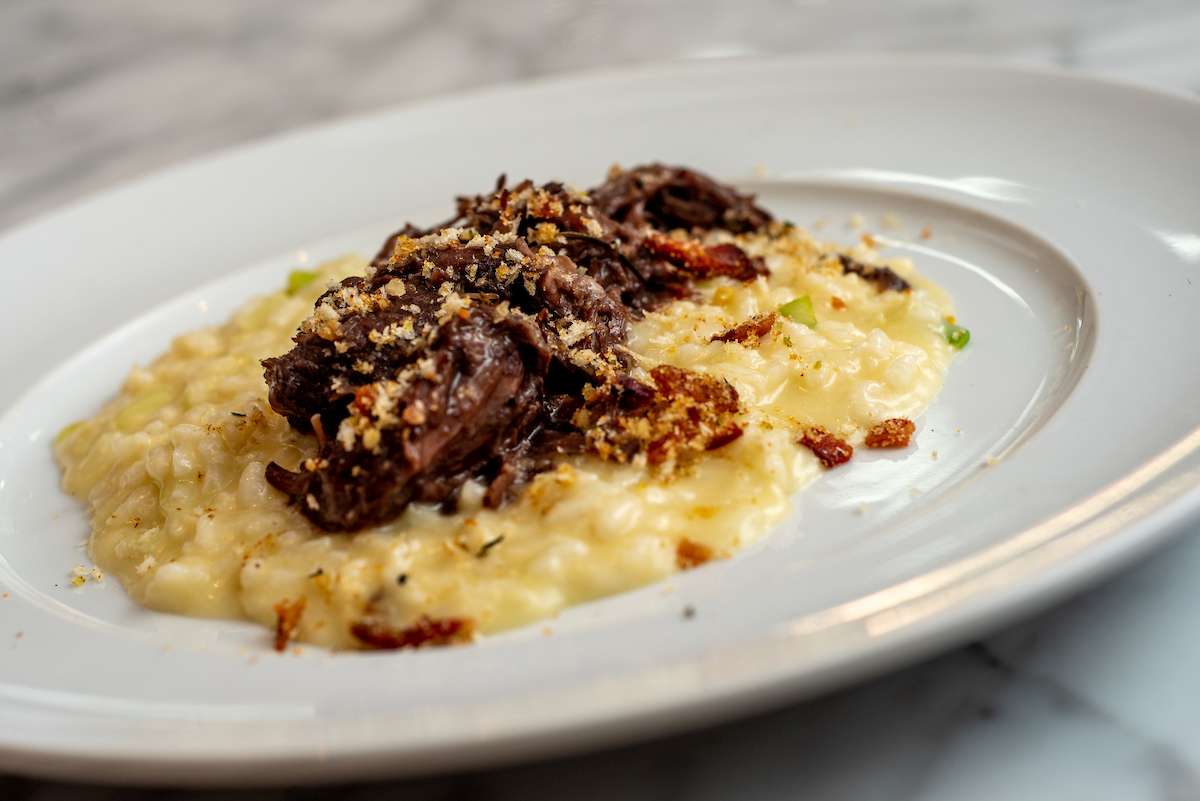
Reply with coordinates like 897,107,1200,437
55,167,958,651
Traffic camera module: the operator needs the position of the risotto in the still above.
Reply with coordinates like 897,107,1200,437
54,169,958,651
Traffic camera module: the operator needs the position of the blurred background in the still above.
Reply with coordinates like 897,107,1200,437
5,2,1200,799
5,0,1200,229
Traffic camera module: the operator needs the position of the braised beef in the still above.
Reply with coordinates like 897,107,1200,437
264,165,762,532
590,163,772,234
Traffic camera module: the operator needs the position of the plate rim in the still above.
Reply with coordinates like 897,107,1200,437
2,53,1199,785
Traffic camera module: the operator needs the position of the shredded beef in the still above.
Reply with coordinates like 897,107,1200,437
388,165,771,310
263,165,763,532
590,163,772,234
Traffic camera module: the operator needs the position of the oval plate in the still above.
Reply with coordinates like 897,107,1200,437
1,56,1198,785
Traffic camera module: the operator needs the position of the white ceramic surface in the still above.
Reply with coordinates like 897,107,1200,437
1,56,1198,785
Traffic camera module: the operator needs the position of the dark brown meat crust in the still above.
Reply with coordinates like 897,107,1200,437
263,233,632,531
263,165,764,532
589,163,772,234
394,165,771,310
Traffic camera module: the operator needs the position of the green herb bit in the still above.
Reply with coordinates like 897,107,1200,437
286,269,319,295
782,335,793,348
779,295,817,328
943,320,971,350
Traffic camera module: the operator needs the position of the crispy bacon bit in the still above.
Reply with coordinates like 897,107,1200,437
865,418,915,449
350,615,474,650
799,426,854,468
272,598,306,652
830,297,847,310
837,254,910,293
585,365,742,467
706,422,744,451
676,538,714,570
711,312,777,345
643,234,765,282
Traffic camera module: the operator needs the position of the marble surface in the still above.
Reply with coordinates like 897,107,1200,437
4,2,1200,799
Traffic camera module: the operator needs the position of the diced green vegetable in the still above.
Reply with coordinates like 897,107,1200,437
944,320,971,349
286,269,319,295
779,295,817,328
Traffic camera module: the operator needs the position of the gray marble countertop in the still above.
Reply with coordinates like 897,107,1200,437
5,2,1200,799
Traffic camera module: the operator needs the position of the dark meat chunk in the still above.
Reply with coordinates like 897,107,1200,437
711,312,777,345
266,312,548,531
837,254,911,293
381,167,768,311
590,163,772,234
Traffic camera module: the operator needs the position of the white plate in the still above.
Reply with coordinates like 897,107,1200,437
1,56,1198,786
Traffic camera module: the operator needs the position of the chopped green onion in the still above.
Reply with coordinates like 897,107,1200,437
286,269,319,295
779,295,817,328
944,320,971,349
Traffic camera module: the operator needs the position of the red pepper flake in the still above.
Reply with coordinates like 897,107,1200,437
830,297,847,310
920,226,933,240
351,615,474,650
799,426,854,468
864,418,915,449
272,597,306,652
676,538,714,570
